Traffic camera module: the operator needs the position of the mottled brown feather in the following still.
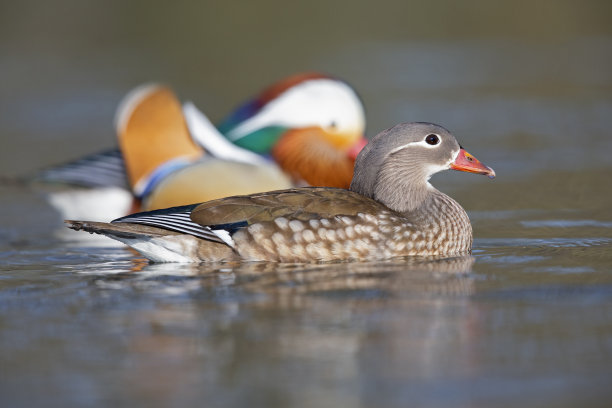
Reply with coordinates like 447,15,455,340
190,187,387,226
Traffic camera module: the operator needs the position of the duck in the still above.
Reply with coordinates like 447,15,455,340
66,122,495,263
36,73,366,220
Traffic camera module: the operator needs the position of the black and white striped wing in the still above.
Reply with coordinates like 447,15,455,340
113,205,237,246
36,148,129,189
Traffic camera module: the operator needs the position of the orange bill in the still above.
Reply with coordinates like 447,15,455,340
450,148,496,179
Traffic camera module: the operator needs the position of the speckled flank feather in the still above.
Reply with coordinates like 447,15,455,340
232,190,472,262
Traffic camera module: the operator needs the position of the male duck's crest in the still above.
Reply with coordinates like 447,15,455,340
217,73,367,188
218,72,365,152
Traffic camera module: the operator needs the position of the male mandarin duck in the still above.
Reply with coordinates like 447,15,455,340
67,122,495,263
37,73,367,220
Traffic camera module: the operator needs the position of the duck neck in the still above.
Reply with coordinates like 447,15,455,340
406,188,468,226
404,189,473,254
371,161,433,213
373,182,431,213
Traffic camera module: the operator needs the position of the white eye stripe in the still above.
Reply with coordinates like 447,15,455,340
388,139,440,155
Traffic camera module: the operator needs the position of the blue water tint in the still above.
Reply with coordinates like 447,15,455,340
478,255,548,264
526,266,597,274
477,237,612,248
522,219,612,228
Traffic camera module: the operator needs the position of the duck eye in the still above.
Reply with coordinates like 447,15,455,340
425,134,440,145
329,121,337,129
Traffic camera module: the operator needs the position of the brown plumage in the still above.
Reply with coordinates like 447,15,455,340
67,122,495,263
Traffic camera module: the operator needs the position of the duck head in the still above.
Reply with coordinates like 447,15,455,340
350,122,495,213
218,73,367,188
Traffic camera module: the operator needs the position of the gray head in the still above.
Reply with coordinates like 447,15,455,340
350,122,493,213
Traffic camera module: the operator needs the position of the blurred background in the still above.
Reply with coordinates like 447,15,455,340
1,0,611,177
1,1,612,407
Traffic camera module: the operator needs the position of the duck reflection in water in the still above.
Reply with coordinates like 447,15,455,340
107,254,476,297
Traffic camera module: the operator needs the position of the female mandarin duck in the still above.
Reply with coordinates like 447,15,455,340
67,122,495,263
38,73,367,219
